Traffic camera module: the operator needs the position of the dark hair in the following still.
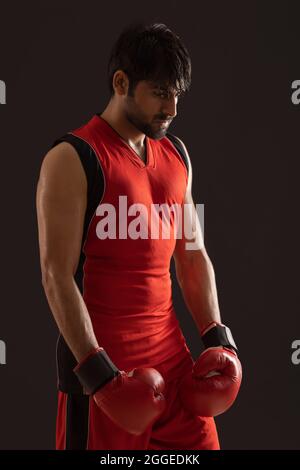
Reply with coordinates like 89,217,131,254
107,22,191,97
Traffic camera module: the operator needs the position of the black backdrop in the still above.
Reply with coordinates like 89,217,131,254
0,0,299,450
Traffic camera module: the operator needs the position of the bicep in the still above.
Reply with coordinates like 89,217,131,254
36,142,87,281
173,139,204,266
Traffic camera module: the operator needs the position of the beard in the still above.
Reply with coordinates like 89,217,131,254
124,98,171,140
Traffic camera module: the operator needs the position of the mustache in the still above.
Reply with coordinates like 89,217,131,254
154,117,172,122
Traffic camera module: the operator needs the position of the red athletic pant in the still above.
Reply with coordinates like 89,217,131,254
56,375,220,450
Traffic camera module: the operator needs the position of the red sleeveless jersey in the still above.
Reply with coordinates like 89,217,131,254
71,115,193,382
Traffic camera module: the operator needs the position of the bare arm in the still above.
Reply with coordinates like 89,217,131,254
36,142,99,362
173,139,221,335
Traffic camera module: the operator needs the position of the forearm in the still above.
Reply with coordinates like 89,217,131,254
42,272,98,362
175,249,221,335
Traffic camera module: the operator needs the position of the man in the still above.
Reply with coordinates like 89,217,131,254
36,22,242,450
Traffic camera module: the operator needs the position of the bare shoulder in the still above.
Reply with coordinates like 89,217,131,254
38,141,87,196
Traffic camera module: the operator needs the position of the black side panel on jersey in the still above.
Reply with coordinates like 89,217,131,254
50,133,104,393
166,132,189,175
65,394,89,449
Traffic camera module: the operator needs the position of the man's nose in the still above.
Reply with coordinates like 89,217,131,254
162,96,177,119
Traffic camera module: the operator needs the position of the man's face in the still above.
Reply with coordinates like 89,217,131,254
123,80,179,140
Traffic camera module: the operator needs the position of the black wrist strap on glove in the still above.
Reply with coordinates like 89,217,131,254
201,324,238,353
74,348,120,395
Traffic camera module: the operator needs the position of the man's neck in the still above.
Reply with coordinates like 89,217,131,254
100,106,147,162
100,105,146,148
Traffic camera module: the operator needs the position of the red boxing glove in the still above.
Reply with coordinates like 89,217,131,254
93,367,166,435
74,347,166,435
178,347,242,417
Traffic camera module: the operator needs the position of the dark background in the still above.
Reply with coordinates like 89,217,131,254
0,0,299,450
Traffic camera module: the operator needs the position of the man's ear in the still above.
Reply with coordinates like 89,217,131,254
112,70,129,96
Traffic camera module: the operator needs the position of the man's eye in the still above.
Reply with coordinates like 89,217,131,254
153,90,181,100
154,91,168,99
